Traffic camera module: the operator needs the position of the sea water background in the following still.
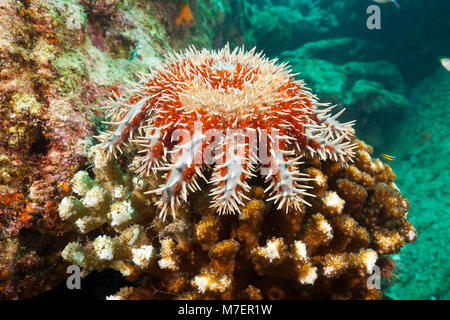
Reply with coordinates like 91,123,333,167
234,0,450,299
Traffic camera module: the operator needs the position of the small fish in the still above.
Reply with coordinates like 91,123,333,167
439,57,450,71
372,0,400,9
381,153,396,161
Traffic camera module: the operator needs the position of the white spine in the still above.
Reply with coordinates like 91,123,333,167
97,95,151,156
301,126,357,162
264,140,314,212
147,131,204,219
134,127,163,175
209,137,253,214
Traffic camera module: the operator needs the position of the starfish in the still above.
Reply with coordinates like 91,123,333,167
96,45,356,219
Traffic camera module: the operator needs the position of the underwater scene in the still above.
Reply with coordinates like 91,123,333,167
0,0,448,301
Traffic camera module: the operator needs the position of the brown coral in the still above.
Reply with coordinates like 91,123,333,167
59,138,416,300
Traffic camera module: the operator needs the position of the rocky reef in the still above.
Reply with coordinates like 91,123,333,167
0,0,236,299
241,0,450,152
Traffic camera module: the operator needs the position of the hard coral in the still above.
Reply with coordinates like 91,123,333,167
61,140,416,299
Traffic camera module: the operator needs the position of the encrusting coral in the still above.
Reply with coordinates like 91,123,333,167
58,47,417,300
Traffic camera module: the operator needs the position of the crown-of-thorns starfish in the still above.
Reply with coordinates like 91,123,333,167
96,45,357,219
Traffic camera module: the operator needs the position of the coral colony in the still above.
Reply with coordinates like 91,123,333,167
96,45,357,219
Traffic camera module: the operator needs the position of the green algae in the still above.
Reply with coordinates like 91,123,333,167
52,50,87,94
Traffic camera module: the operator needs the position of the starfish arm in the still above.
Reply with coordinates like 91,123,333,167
96,92,152,158
315,106,356,140
209,134,255,215
296,123,357,163
263,136,314,213
145,130,205,220
133,126,166,176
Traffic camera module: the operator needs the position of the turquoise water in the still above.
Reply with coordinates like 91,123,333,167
237,0,450,300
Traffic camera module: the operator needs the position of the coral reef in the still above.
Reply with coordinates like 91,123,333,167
0,0,98,298
60,137,416,300
55,45,417,299
153,0,244,51
0,0,429,301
